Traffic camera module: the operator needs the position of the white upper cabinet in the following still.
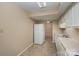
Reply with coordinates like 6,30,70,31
59,5,72,28
59,3,79,28
71,3,79,28
66,6,72,27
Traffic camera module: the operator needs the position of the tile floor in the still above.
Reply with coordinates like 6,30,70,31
21,39,57,56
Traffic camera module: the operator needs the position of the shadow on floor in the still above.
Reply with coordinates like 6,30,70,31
21,39,57,56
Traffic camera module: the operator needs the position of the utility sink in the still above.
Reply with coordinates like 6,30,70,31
58,36,79,55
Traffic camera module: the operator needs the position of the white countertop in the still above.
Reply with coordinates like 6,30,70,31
58,37,79,55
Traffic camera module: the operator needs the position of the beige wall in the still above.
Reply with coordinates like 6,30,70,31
52,21,61,42
0,3,33,55
59,3,79,42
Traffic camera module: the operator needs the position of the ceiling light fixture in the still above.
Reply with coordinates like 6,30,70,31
37,2,47,8
43,2,46,7
46,21,50,23
37,2,42,7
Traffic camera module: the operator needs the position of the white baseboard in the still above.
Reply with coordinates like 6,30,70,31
17,43,33,56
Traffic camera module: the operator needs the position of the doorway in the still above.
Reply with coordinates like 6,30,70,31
45,21,52,42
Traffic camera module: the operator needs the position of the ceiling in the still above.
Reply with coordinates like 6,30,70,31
17,2,72,21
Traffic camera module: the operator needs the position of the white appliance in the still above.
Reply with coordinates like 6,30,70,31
55,34,79,56
34,24,45,44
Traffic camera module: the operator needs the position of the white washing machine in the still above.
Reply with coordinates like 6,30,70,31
65,50,79,56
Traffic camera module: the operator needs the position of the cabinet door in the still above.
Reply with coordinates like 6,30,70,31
59,8,72,28
62,5,72,28
72,3,79,26
55,39,61,55
66,8,72,27
55,39,66,56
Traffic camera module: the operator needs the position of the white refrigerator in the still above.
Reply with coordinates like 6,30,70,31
34,24,45,44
